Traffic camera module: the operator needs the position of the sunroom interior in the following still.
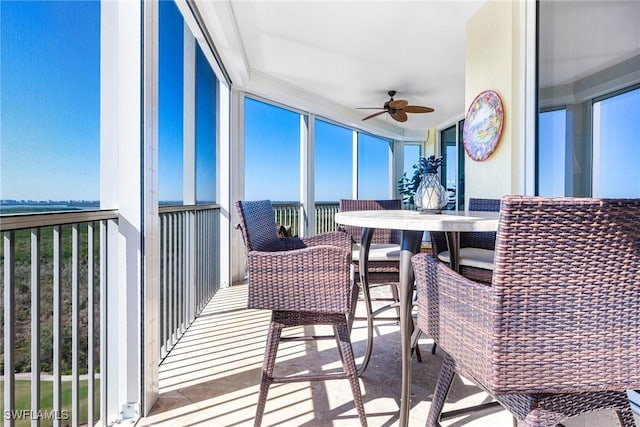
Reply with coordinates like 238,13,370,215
1,0,639,426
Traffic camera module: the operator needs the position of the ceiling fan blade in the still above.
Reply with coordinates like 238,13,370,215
361,110,387,121
390,110,408,122
404,105,435,113
389,99,408,109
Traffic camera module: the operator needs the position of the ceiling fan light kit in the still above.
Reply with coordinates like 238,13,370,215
359,90,434,123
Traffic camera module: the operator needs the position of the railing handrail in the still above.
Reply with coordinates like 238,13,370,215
0,205,222,231
159,204,220,214
0,209,119,232
271,201,302,207
269,201,339,206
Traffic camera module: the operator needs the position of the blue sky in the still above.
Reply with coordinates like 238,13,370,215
537,88,640,197
315,119,353,201
4,1,637,204
538,109,566,197
1,1,100,200
158,0,184,203
244,98,393,202
594,87,640,197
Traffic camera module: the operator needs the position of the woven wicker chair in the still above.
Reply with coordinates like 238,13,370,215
413,196,640,427
338,199,422,373
430,197,500,284
236,200,367,427
338,199,402,286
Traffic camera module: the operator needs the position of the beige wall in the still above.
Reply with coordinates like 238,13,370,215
465,0,523,200
424,127,437,157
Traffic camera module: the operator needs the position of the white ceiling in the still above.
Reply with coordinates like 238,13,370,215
199,0,485,137
197,0,640,139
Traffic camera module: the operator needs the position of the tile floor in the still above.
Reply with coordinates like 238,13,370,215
138,284,638,427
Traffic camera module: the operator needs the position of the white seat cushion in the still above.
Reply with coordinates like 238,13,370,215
352,243,401,262
437,247,494,270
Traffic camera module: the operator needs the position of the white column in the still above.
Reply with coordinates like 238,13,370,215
142,0,160,416
182,27,197,317
183,27,196,205
352,131,358,198
522,0,537,196
230,90,246,284
393,140,404,200
100,1,143,423
300,115,314,236
218,81,232,287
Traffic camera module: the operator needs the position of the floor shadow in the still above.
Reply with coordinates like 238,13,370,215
141,284,503,427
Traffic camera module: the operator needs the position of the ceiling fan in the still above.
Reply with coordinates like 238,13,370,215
358,90,434,123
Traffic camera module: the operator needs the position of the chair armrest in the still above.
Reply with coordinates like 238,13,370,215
301,231,352,251
413,254,498,391
247,245,352,314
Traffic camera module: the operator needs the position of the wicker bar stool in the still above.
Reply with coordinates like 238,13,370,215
236,200,367,427
413,196,640,427
430,197,500,285
338,199,422,374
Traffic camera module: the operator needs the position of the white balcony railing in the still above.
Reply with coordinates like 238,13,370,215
1,210,117,427
1,205,222,426
271,202,339,236
158,205,221,360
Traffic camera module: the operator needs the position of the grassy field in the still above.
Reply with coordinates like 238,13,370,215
0,379,99,426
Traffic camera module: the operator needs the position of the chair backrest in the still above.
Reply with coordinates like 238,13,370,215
460,197,501,249
339,199,401,244
468,197,501,212
430,197,501,254
491,195,640,392
235,200,280,252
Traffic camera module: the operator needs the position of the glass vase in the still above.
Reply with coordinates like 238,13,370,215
414,172,448,212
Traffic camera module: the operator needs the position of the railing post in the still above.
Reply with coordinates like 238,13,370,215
31,228,41,427
87,222,95,427
72,224,80,427
4,231,15,427
100,220,109,426
53,226,62,427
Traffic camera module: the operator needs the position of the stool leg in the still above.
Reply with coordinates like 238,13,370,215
391,284,401,319
427,354,456,427
347,279,361,332
335,321,368,426
255,318,283,427
357,274,375,376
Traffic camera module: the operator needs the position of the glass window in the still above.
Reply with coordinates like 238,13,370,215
537,109,566,196
244,98,300,201
456,121,465,210
403,144,422,177
1,1,100,212
357,134,391,199
440,126,457,210
159,0,184,205
537,1,640,197
593,87,640,197
315,120,352,202
195,44,217,204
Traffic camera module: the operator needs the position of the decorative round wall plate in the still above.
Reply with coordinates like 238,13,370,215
463,90,504,161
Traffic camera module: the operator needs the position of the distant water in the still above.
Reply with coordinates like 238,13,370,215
1,201,220,214
0,202,100,214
